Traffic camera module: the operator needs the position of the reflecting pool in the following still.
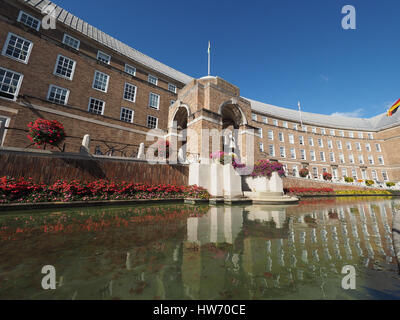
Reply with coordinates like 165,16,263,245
0,197,400,300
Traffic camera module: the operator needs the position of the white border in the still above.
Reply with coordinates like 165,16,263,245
47,84,70,105
62,33,80,50
17,10,41,31
147,115,158,129
123,82,137,103
168,83,177,93
88,97,105,115
148,74,158,86
120,107,134,123
53,54,76,81
124,64,136,76
2,32,34,64
92,70,110,93
97,50,111,64
0,67,24,102
148,92,160,110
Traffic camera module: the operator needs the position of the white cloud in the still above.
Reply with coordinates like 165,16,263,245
330,108,364,118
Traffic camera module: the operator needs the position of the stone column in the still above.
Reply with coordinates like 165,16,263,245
137,143,145,160
80,134,90,154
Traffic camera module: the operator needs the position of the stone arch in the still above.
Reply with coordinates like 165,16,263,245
170,104,191,129
218,101,248,129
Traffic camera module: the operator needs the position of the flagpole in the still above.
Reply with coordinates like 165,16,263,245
208,41,211,76
298,101,303,127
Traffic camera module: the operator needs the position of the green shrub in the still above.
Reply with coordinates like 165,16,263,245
386,182,396,188
365,180,375,187
344,177,354,183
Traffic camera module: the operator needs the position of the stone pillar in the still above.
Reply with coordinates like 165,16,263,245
137,143,145,160
269,172,284,193
223,164,243,198
209,163,224,197
189,163,211,191
80,134,90,154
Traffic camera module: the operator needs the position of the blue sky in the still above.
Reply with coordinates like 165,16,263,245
54,0,400,118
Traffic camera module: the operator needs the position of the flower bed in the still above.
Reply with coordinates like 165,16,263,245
0,177,209,204
284,187,335,196
335,190,392,196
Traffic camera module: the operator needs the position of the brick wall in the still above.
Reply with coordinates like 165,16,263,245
0,150,188,185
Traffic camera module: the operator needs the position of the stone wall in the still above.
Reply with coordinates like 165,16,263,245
282,177,374,191
0,148,188,185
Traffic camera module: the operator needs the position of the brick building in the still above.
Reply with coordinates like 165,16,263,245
0,0,399,182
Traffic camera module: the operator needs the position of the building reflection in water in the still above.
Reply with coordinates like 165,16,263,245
182,200,399,300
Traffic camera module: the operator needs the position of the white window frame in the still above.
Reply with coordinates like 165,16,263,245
290,148,296,159
257,128,263,138
147,115,158,129
46,85,70,105
62,34,80,50
330,152,335,162
382,171,389,181
368,155,374,165
318,138,323,148
0,115,11,146
0,67,24,101
278,132,284,142
125,64,136,76
92,70,110,93
289,134,294,144
300,149,306,161
88,97,105,115
251,113,257,121
310,150,316,161
283,121,288,128
168,83,177,93
269,145,275,157
17,10,41,31
320,151,326,162
123,82,137,103
97,50,111,64
375,143,382,152
273,119,278,126
148,74,158,85
149,92,160,110
339,153,345,164
268,130,274,140
280,146,286,158
53,54,76,81
262,116,268,124
349,154,355,164
259,142,264,152
2,32,34,64
378,156,385,165
120,107,134,123
299,136,304,145
327,139,333,149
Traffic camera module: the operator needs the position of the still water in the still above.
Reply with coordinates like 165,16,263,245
0,197,399,300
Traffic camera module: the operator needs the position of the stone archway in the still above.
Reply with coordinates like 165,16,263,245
172,106,189,162
219,103,247,158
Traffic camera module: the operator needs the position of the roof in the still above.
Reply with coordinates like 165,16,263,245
246,98,400,132
21,0,194,84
